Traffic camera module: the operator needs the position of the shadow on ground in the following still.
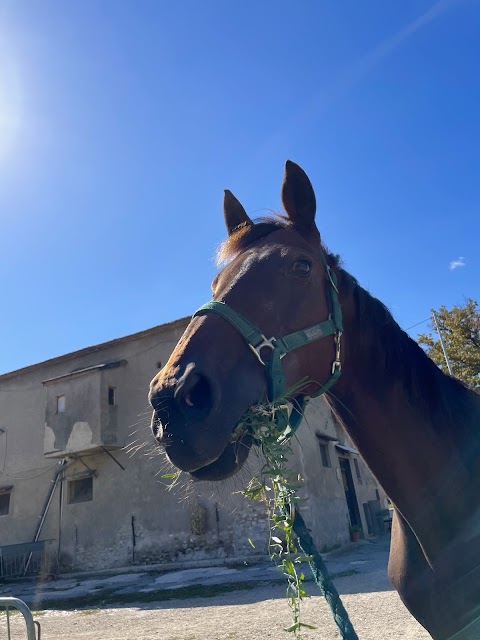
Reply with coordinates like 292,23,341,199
3,535,394,613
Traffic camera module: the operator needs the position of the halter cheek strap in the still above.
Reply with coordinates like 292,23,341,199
193,260,343,438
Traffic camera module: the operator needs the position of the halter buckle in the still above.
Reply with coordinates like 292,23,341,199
249,336,276,366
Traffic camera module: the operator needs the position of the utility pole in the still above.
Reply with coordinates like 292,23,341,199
432,310,453,376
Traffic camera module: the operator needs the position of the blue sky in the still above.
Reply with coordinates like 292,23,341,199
0,0,478,374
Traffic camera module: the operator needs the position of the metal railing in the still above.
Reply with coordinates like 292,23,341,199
0,542,51,579
0,597,41,640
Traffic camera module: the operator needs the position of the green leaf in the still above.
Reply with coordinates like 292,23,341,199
294,555,313,563
283,560,295,576
160,473,178,479
248,538,256,548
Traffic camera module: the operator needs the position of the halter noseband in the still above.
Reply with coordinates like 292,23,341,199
193,255,343,437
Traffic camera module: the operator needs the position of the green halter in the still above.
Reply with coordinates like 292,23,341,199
193,258,343,438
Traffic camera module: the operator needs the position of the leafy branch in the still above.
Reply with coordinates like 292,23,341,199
235,401,315,637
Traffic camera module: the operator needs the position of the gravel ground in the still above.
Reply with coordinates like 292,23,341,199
3,537,432,640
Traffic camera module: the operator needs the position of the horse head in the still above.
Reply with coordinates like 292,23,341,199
149,161,343,480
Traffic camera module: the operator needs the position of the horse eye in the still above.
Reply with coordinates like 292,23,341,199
292,260,312,277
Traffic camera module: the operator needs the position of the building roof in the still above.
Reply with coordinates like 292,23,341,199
42,359,128,385
0,317,190,383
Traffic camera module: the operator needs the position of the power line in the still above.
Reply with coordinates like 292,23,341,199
405,317,431,332
1,464,59,480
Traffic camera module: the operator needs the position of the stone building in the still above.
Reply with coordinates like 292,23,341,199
0,317,387,576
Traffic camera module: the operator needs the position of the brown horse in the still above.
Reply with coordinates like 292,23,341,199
149,161,480,639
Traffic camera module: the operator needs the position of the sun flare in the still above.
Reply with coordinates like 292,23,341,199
0,57,22,160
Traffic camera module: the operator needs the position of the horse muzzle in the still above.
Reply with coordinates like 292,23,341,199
149,365,244,475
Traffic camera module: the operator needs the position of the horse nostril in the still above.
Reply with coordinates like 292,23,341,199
178,372,213,413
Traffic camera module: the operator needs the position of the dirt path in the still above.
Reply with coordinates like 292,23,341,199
8,578,431,640
4,537,432,639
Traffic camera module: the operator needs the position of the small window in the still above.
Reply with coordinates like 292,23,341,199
68,477,93,504
57,395,66,413
108,387,116,406
319,443,331,468
0,490,11,516
375,489,380,501
354,458,362,482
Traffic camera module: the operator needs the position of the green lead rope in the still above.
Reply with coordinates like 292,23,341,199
289,504,359,640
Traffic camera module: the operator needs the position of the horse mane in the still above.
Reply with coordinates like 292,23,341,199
333,264,477,440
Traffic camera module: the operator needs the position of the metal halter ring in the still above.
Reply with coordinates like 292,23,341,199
249,336,277,366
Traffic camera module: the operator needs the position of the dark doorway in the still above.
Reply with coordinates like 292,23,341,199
339,457,361,528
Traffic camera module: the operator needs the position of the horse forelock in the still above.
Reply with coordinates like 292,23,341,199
215,217,290,266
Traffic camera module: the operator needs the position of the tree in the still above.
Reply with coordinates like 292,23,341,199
417,298,480,391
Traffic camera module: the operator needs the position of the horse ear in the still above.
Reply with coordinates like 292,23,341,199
281,160,317,233
223,190,253,236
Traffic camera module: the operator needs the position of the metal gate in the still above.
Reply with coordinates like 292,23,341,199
0,598,41,640
0,542,50,579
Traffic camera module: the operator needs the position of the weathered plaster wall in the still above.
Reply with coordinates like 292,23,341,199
0,319,271,571
58,458,270,571
294,408,351,550
0,373,62,547
291,400,388,551
0,321,191,554
44,370,102,455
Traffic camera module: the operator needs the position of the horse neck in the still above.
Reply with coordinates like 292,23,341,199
326,276,480,559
